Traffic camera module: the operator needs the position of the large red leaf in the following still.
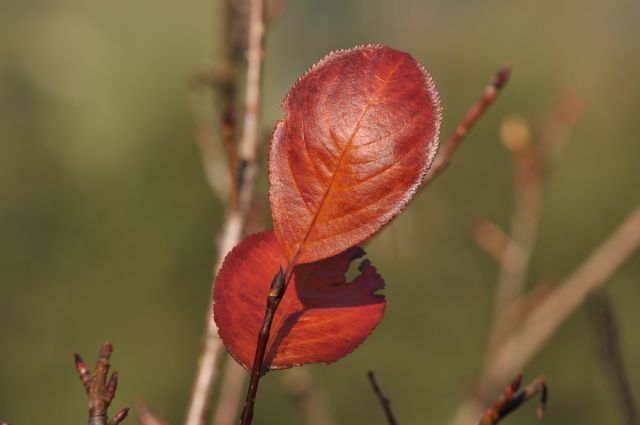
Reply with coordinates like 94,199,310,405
213,231,385,370
269,44,441,266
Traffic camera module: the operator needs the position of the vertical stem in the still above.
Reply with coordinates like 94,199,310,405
220,0,240,208
184,0,268,424
239,267,286,425
483,142,542,379
238,0,266,165
367,371,399,425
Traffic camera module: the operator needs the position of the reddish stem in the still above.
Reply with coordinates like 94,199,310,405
239,267,286,425
422,63,512,187
478,374,547,425
74,342,129,425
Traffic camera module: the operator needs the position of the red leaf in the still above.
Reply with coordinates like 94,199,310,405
269,44,441,265
213,231,385,370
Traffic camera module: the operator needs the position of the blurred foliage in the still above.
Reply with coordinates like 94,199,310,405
1,0,639,424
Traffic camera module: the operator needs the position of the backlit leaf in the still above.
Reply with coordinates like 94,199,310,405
269,44,441,265
213,231,385,370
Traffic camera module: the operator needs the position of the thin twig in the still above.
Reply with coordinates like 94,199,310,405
451,101,583,425
452,205,640,425
590,293,639,425
487,205,640,389
239,267,286,425
183,0,269,423
218,0,243,207
483,119,542,370
478,374,547,425
367,371,399,425
539,92,584,167
74,342,129,425
191,0,244,204
470,218,515,267
484,99,582,343
422,63,512,187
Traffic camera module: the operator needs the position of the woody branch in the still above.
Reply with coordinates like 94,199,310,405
182,0,268,425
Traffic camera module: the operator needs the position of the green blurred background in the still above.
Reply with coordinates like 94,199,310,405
1,0,639,424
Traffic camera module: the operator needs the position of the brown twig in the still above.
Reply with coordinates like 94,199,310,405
483,117,542,370
469,219,514,267
539,92,584,167
478,374,547,425
218,0,243,208
422,63,511,187
590,293,640,425
74,342,129,425
453,206,640,425
367,371,399,425
191,0,244,205
239,267,286,425
487,204,640,389
451,99,584,425
183,0,268,424
484,98,582,344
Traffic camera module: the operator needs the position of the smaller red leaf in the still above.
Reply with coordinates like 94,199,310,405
213,231,385,370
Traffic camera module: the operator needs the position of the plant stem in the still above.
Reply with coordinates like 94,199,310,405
184,0,267,424
487,204,640,388
74,342,129,425
483,132,542,374
239,267,286,425
422,63,512,187
450,94,583,425
478,374,547,425
367,371,399,425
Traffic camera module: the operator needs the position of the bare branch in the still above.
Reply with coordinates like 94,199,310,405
183,0,269,424
539,92,584,167
487,204,640,388
367,371,399,425
74,342,129,425
483,118,542,369
478,374,547,425
422,63,511,187
191,0,244,204
469,218,514,266
451,99,584,425
239,267,286,425
590,293,640,425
